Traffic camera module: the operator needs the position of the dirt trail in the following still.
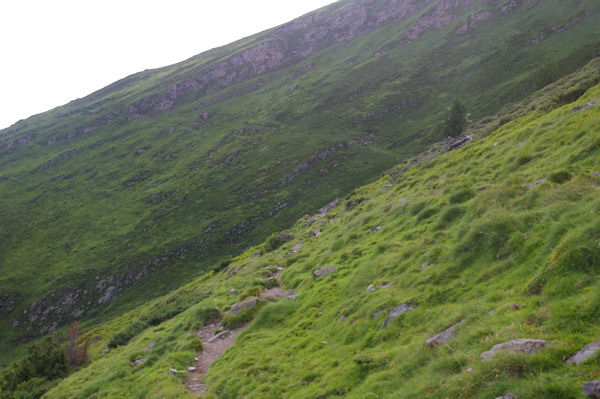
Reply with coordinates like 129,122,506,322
184,266,293,396
184,323,244,396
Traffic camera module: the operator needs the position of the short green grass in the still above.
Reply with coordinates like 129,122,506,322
33,62,600,398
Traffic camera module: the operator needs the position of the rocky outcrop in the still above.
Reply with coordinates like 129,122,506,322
425,322,460,346
480,338,556,360
229,298,258,314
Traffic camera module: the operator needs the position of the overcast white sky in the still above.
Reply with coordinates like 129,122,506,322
0,0,336,130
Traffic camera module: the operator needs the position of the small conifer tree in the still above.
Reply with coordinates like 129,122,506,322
533,48,559,89
444,100,468,137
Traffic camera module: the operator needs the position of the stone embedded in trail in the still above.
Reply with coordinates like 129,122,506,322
229,297,258,314
380,304,414,329
313,266,337,277
291,241,303,253
187,367,197,372
426,323,460,347
480,338,556,360
208,330,232,343
584,381,600,398
568,340,600,365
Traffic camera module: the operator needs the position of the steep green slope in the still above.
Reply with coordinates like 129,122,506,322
31,58,600,398
1,0,600,358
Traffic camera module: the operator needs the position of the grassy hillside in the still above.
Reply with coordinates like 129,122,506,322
1,0,600,362
20,58,600,398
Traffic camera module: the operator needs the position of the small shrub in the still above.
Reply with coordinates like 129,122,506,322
435,205,465,229
187,338,203,352
253,300,296,329
448,187,476,204
264,232,294,252
549,171,572,184
222,306,261,330
195,307,221,326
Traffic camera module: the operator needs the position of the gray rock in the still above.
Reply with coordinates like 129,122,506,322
229,288,237,294
372,310,385,319
420,261,430,270
169,368,178,374
495,395,516,399
568,340,600,365
208,330,232,343
319,199,340,214
131,358,146,366
188,384,203,391
187,366,197,372
572,100,598,113
380,304,414,329
426,323,460,347
313,266,337,277
379,281,392,289
366,284,375,292
593,171,600,177
480,338,556,360
229,297,258,314
584,381,600,398
382,184,392,189
144,342,155,350
526,178,547,190
338,315,346,322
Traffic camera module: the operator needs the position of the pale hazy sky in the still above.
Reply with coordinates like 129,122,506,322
0,0,336,130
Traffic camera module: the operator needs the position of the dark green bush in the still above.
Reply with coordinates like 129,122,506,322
435,205,465,229
108,322,147,348
264,232,294,252
222,306,260,330
416,206,439,222
549,171,572,184
195,307,221,325
187,338,203,352
449,187,476,204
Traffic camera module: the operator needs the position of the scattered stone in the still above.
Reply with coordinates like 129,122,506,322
188,384,203,391
445,134,472,151
322,341,328,345
572,100,598,112
380,304,414,329
229,288,237,294
366,284,375,292
144,342,155,350
568,340,600,365
291,241,303,253
495,395,516,399
426,323,460,347
288,294,299,300
382,184,392,189
229,297,258,314
187,366,197,372
372,225,383,232
169,368,178,374
480,338,556,360
313,266,337,277
319,199,340,214
131,358,146,366
372,310,385,319
379,282,392,289
194,357,199,361
208,330,232,343
420,261,430,270
338,315,346,322
526,178,547,190
592,172,600,177
584,381,600,398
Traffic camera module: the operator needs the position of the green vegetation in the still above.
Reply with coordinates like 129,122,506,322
534,48,560,89
1,0,599,362
18,59,599,398
444,100,469,137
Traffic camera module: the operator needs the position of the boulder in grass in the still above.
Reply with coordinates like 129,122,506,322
229,297,258,314
313,266,337,277
568,340,600,365
380,304,414,329
480,338,555,360
426,322,461,347
584,381,600,398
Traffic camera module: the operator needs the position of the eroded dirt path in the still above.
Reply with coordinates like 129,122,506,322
184,266,293,396
184,323,244,396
